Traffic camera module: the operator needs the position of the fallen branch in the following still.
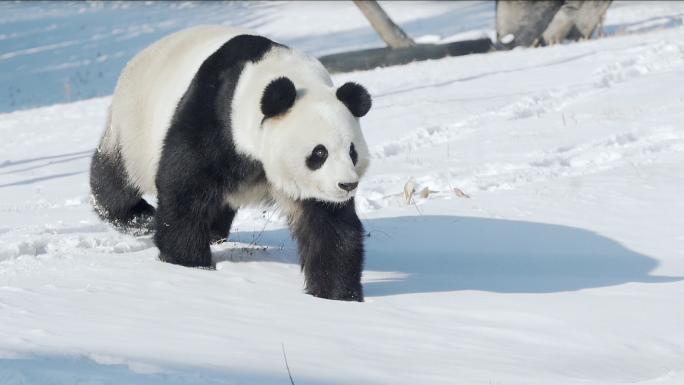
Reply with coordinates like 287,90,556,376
319,39,492,74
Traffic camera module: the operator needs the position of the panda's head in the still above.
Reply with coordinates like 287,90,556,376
258,76,371,203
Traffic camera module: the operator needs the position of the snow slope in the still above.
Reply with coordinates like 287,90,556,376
1,2,684,384
0,1,495,114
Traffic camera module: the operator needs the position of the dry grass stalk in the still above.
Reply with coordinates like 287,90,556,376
403,179,415,205
383,179,464,204
453,188,470,198
419,187,440,199
419,187,429,199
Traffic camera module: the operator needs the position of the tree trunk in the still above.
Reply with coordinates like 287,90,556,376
542,1,612,45
354,1,415,49
496,0,564,49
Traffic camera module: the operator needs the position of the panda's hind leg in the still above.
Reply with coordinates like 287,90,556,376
90,147,155,235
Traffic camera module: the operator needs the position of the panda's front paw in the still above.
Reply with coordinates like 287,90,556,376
339,292,364,302
308,288,364,302
158,252,213,269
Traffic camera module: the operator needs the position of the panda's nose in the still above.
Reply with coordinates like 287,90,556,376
338,182,358,192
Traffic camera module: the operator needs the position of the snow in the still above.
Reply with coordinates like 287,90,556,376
0,1,495,114
1,1,684,384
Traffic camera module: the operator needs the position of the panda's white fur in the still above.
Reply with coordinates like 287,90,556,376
91,25,372,301
233,48,369,204
104,25,369,207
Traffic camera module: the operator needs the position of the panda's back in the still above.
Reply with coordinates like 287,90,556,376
108,25,255,194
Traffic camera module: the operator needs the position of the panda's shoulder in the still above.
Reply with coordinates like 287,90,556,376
199,34,282,77
234,43,333,95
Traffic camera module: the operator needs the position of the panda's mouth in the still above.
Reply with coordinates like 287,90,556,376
307,179,358,203
320,188,356,203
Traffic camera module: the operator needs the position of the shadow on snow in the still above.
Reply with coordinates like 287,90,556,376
0,171,85,188
0,150,93,188
0,149,94,169
225,215,681,297
0,354,338,385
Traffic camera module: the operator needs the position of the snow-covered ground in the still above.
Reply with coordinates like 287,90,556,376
0,1,495,114
1,1,684,384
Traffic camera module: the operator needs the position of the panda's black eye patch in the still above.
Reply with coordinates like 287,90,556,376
350,143,358,166
306,144,328,170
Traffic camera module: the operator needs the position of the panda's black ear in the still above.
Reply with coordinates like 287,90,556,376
261,77,297,119
336,82,372,118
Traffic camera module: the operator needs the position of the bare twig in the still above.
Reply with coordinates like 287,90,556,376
360,210,374,229
282,343,295,385
366,229,390,238
247,210,277,249
411,196,423,215
211,238,227,246
630,161,643,179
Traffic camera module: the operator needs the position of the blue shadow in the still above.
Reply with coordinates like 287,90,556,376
0,171,84,188
227,215,680,296
602,15,683,37
0,354,341,385
0,2,276,113
0,149,93,169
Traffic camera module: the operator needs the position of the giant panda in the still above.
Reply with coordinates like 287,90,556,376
90,25,372,302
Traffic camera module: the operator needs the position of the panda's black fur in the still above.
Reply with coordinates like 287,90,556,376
154,35,273,269
90,147,156,235
90,28,371,302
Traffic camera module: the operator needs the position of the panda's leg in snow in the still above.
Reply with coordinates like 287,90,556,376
210,205,237,244
90,147,155,235
153,182,222,268
153,135,229,268
291,198,365,301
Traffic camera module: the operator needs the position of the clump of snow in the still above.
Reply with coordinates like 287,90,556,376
501,33,515,44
